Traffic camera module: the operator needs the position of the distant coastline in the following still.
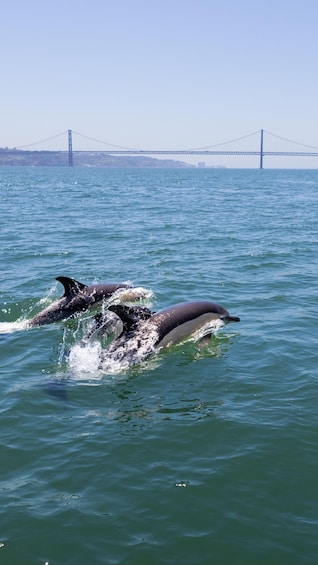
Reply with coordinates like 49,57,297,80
0,148,192,168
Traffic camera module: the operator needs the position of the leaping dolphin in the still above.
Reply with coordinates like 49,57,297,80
28,276,149,327
95,300,240,370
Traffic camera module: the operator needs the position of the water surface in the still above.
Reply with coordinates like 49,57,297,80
1,167,317,564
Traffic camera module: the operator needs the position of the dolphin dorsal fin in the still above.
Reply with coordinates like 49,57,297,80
56,276,86,297
108,304,153,333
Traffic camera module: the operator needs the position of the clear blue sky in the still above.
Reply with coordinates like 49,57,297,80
2,0,318,166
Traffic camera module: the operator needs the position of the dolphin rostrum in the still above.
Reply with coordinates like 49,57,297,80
94,300,240,370
28,276,148,327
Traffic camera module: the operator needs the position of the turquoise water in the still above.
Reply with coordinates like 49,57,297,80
0,166,317,564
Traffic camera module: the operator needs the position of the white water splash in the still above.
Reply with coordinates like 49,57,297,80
108,286,154,305
67,321,160,376
99,324,160,373
67,317,225,377
0,320,30,334
68,341,103,379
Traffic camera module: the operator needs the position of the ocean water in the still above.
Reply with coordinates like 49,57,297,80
0,166,317,564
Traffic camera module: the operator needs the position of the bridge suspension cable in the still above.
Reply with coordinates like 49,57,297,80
188,130,260,151
72,129,262,152
16,131,68,149
263,130,318,150
72,130,137,151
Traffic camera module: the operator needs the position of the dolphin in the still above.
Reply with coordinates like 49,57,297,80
109,301,240,347
95,301,240,370
28,276,147,327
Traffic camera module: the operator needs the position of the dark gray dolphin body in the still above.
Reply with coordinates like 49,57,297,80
141,301,240,348
28,276,135,327
96,301,240,370
110,301,239,347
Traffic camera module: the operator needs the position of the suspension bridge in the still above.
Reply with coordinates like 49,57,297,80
3,129,318,168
